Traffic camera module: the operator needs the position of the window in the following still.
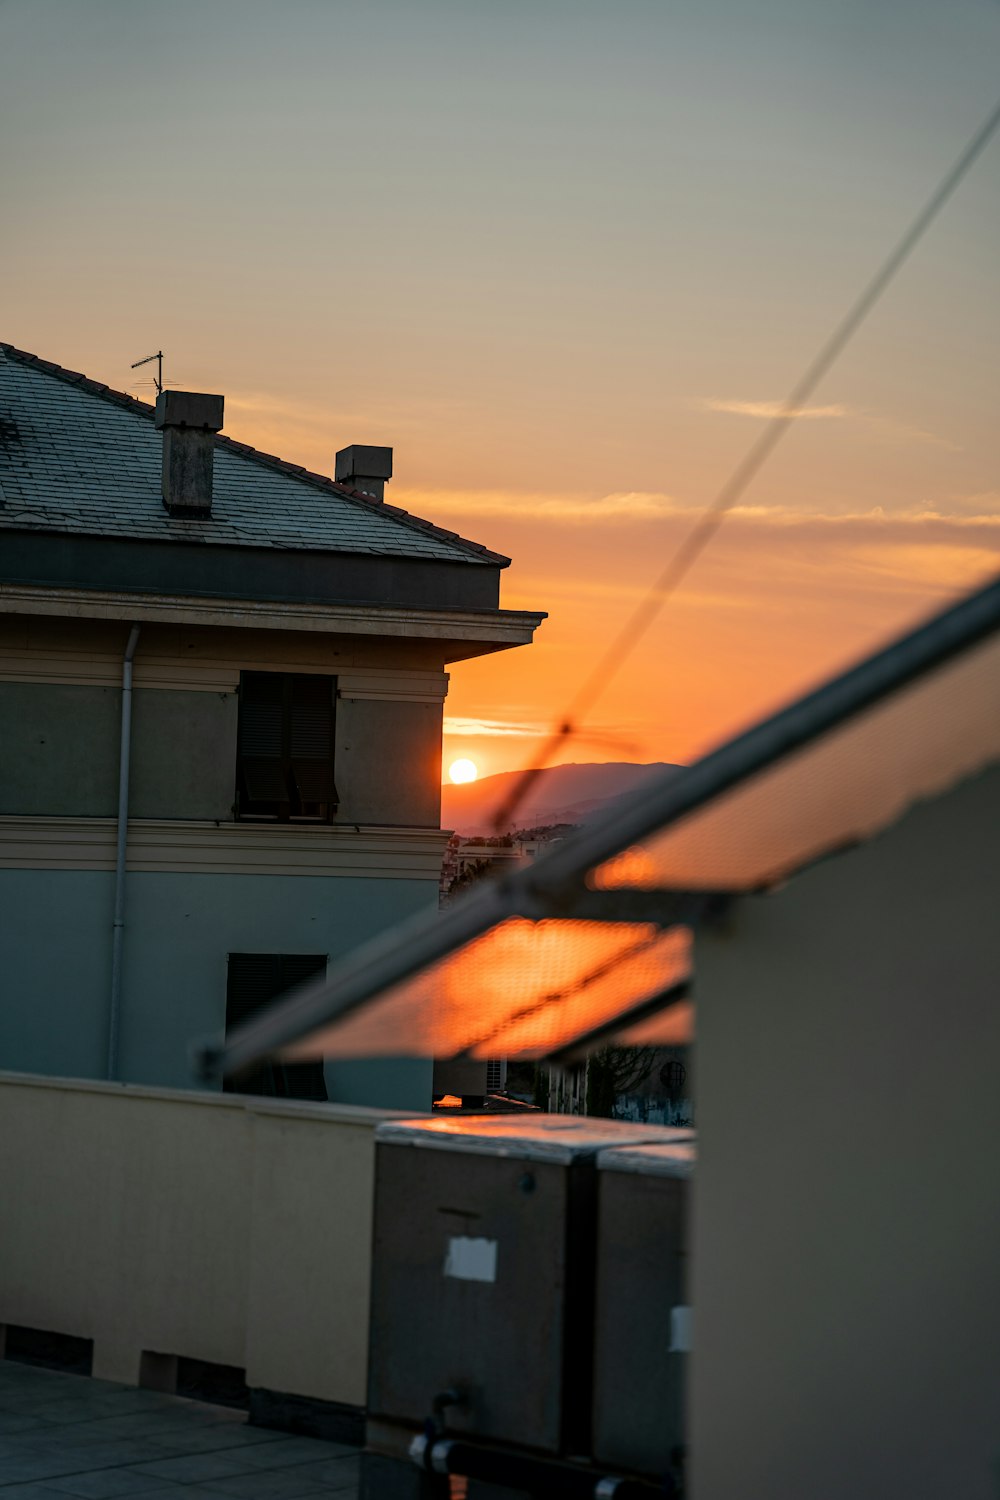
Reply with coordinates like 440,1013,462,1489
659,1058,687,1097
224,952,329,1100
236,672,337,822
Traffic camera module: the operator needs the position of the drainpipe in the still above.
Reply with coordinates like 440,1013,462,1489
108,624,141,1080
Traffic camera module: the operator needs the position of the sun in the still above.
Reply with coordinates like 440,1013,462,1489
449,758,479,785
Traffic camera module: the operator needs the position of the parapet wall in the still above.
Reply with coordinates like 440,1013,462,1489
0,1072,400,1410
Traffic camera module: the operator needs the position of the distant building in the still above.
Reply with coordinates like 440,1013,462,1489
0,343,543,1108
440,825,574,902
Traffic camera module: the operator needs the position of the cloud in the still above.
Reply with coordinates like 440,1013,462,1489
703,398,849,421
404,483,1000,536
702,397,956,449
947,491,1000,515
444,716,548,737
395,487,684,523
726,506,1000,527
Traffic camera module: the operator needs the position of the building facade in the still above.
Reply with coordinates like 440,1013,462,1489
0,343,543,1107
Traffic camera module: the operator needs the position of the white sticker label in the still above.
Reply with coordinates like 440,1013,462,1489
443,1235,498,1283
669,1305,692,1352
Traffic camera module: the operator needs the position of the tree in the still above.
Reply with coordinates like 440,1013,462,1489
585,1045,658,1118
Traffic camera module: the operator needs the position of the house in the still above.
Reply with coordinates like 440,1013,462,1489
209,572,999,1496
0,342,543,1109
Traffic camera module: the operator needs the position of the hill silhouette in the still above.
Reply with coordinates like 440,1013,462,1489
441,761,681,836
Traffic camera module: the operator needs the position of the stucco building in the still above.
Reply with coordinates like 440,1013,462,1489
0,342,543,1108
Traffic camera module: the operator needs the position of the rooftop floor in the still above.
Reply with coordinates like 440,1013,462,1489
0,1363,359,1500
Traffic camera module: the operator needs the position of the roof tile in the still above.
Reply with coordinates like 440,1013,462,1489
0,342,509,568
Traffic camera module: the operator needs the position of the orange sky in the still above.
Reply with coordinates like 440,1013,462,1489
3,0,997,780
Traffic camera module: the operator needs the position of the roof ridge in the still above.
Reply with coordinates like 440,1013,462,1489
0,342,511,568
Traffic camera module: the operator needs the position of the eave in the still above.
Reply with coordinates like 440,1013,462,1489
0,581,545,660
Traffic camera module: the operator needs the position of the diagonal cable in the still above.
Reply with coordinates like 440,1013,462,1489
492,94,1000,832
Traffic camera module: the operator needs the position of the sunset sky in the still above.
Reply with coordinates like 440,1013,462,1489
3,0,997,778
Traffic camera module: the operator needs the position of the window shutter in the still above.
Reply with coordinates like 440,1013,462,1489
289,675,337,813
238,674,290,816
225,953,283,1032
225,952,328,1101
236,672,336,822
239,674,285,757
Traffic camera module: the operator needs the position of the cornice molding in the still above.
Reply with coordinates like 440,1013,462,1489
0,646,449,700
0,817,449,879
0,582,544,647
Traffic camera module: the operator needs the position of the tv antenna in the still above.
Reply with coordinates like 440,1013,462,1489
130,350,163,395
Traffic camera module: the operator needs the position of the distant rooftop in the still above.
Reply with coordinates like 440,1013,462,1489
0,343,507,567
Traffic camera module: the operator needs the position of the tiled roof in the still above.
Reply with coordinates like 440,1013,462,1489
0,344,508,567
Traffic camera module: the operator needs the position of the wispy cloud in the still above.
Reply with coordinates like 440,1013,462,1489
702,397,956,449
727,505,1000,527
404,485,1000,534
703,397,849,421
444,716,548,737
947,490,1000,515
443,716,644,757
396,488,684,523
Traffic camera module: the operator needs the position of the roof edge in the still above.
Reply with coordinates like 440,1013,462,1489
0,342,511,568
0,578,546,644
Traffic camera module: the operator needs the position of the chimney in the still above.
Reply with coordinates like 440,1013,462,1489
155,390,225,516
335,444,393,502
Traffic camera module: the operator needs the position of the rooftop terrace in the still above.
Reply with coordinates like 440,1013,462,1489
0,1362,360,1500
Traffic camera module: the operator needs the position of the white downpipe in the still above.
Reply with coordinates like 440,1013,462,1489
107,624,141,1080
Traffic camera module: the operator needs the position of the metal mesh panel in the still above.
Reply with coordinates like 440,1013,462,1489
282,920,691,1061
591,628,1000,894
608,1002,694,1047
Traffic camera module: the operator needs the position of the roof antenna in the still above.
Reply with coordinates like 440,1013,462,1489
130,350,163,396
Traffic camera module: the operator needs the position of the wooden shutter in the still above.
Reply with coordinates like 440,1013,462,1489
225,952,283,1032
288,674,337,817
224,952,328,1100
237,673,290,817
237,672,337,821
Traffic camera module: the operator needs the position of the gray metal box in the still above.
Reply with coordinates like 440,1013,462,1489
591,1141,694,1477
368,1116,692,1457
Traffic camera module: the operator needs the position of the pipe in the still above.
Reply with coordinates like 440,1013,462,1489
107,624,141,1080
409,1434,669,1499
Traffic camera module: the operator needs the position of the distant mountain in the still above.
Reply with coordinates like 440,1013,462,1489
441,761,682,837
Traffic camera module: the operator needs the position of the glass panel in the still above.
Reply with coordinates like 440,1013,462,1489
281,920,691,1062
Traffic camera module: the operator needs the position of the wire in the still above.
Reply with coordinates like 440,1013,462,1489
491,94,1000,833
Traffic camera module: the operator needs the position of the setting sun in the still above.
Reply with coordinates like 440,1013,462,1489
448,758,479,785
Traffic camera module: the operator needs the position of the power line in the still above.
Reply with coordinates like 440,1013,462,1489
491,94,1000,833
